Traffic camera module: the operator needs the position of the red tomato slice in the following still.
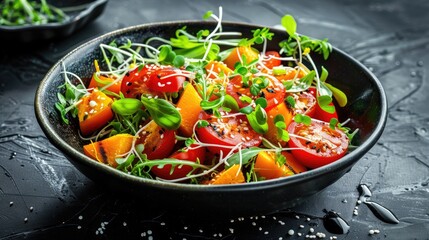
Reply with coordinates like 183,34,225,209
287,91,317,117
121,64,185,98
195,111,262,156
308,87,338,122
226,75,285,110
136,121,176,160
151,146,206,180
121,65,155,99
261,51,281,69
146,67,186,93
287,120,349,169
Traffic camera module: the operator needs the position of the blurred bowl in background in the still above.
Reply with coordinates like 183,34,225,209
0,0,108,43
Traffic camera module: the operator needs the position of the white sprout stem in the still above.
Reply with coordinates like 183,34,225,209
100,44,146,63
210,31,242,37
296,35,303,63
60,66,88,95
305,54,322,96
131,43,160,54
341,118,351,126
202,38,213,61
205,6,223,42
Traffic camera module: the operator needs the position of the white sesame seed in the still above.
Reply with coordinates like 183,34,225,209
77,225,81,229
9,202,13,206
298,233,302,236
29,206,34,212
369,230,375,235
147,230,152,234
123,222,127,227
24,218,28,223
160,222,165,226
309,228,314,233
295,215,300,219
306,217,311,222
78,215,83,220
288,229,295,236
300,225,305,229
357,200,362,204
374,229,380,234
252,222,257,226
89,100,97,108
264,231,269,235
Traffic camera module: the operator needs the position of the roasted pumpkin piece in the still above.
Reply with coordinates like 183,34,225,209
83,134,134,167
223,46,259,69
208,164,245,185
77,89,114,136
254,151,306,180
176,84,202,137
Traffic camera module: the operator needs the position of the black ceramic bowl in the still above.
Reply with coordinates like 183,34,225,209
0,0,108,43
35,21,387,217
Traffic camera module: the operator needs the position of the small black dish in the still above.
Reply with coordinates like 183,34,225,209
35,21,388,217
0,0,108,43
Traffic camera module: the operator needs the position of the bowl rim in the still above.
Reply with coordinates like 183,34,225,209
35,20,388,192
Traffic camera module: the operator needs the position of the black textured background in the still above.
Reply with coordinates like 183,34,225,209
1,0,428,239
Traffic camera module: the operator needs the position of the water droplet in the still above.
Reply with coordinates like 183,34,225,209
365,201,399,224
417,60,424,67
9,152,17,160
410,71,417,77
358,184,372,202
322,210,350,234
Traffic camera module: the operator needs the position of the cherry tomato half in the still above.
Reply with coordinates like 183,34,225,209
136,121,176,160
287,91,317,117
287,120,349,169
121,64,185,99
226,75,285,110
151,146,206,180
261,51,281,69
146,66,186,93
195,111,262,156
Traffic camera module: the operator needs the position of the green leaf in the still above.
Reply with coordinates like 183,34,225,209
197,120,209,128
294,114,312,126
246,105,268,134
281,15,297,37
285,70,315,92
317,95,335,114
239,105,254,115
223,94,239,112
226,147,264,167
203,10,213,20
255,98,268,108
320,66,328,82
325,82,347,107
112,98,143,116
141,97,181,130
200,95,225,110
172,55,185,68
329,118,339,130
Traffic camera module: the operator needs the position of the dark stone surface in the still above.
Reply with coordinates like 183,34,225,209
1,0,428,239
